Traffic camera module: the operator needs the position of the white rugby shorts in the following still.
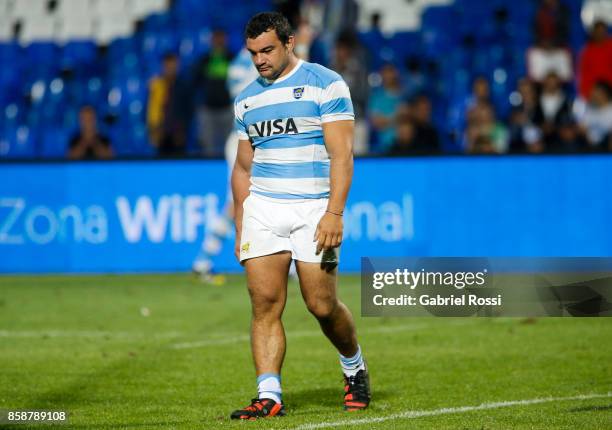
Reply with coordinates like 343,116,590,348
239,193,340,264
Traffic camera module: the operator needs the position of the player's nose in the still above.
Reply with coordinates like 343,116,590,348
254,53,266,65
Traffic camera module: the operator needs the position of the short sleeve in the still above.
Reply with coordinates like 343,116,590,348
319,79,354,123
233,103,249,140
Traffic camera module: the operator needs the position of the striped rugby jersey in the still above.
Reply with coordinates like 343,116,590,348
234,59,354,200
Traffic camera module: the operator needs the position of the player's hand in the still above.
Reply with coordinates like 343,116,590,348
314,212,343,255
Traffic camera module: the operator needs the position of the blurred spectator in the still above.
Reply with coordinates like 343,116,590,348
67,105,113,160
323,0,359,35
527,40,573,83
575,81,612,150
274,0,304,28
555,118,586,153
509,78,543,153
410,95,440,153
534,0,570,47
147,53,187,156
194,30,234,156
227,47,260,100
331,31,369,154
359,12,387,70
402,57,428,100
577,20,612,100
465,76,493,123
470,135,498,154
534,72,573,147
465,103,508,154
368,63,404,152
294,19,315,60
388,120,419,156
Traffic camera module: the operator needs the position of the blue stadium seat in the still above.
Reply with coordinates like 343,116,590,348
0,126,37,158
130,124,154,156
25,43,60,78
142,13,173,34
0,102,24,131
40,127,69,158
110,124,153,157
389,32,421,60
107,37,139,62
67,77,107,107
0,42,22,63
421,7,459,57
0,68,22,105
61,41,99,74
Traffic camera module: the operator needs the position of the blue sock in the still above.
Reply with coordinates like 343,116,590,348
340,345,365,377
257,373,282,404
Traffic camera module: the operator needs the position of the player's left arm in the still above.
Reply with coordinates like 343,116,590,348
315,120,354,254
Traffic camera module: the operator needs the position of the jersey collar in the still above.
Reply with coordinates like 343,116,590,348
264,59,304,85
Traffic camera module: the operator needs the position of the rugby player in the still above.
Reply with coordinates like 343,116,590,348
229,11,370,420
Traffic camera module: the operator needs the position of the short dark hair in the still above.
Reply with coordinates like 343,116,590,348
80,104,95,114
245,12,293,44
594,80,612,99
162,52,178,62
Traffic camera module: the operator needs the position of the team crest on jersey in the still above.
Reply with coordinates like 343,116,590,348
293,86,305,99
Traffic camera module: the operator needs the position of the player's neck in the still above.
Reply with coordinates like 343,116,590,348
269,55,300,83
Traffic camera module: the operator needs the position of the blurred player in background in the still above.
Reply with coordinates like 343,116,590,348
192,18,314,280
191,47,259,280
229,12,370,420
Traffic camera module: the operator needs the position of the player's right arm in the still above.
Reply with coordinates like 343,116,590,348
231,139,254,260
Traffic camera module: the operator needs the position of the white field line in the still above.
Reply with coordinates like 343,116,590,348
0,330,183,339
0,320,475,346
0,325,430,346
170,320,473,350
292,392,612,430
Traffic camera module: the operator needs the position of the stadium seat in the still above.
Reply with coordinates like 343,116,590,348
57,16,95,42
107,37,138,61
61,107,79,131
389,31,422,60
94,15,134,45
0,126,37,158
56,0,93,18
93,0,128,17
25,41,58,61
356,0,429,32
141,30,178,61
0,0,10,15
112,123,153,156
141,13,173,34
0,41,21,63
40,127,69,158
61,41,98,69
69,76,105,106
0,16,14,41
8,0,49,20
0,102,24,131
130,0,168,19
20,16,57,44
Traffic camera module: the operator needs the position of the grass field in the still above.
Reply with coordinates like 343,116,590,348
1,274,611,429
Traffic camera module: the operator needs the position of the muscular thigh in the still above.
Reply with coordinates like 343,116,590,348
295,261,338,307
245,251,293,313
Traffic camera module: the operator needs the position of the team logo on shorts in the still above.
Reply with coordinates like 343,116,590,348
293,87,304,99
241,242,250,253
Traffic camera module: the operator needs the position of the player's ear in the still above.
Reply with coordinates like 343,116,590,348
285,34,295,52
